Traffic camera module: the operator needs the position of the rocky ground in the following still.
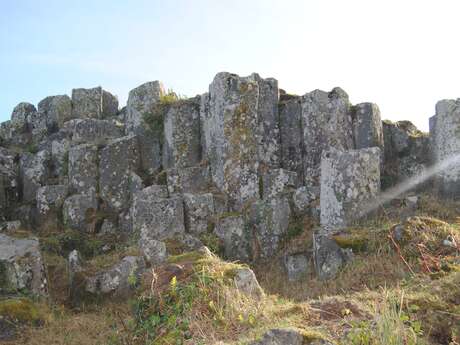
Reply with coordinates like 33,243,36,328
0,72,459,344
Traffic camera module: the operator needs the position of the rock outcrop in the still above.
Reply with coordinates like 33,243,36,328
0,70,456,290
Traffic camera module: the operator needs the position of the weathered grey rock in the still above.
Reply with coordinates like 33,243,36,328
251,328,304,345
214,215,250,261
99,136,141,211
68,249,82,277
118,210,133,234
233,267,263,299
71,87,118,119
248,196,291,259
126,81,164,131
0,148,18,217
102,90,119,118
50,136,70,182
85,256,145,298
36,185,68,215
19,150,51,203
183,193,214,235
38,95,72,128
202,72,280,210
0,234,47,296
11,102,36,131
62,194,97,232
382,120,430,188
251,328,332,345
99,219,117,236
132,187,185,240
163,97,201,169
262,168,297,199
140,239,167,266
431,99,460,198
292,186,320,216
279,96,304,180
126,81,164,174
11,205,33,230
28,108,49,143
352,103,384,150
166,165,211,194
0,121,13,143
36,185,68,227
284,253,310,281
320,147,381,233
313,234,347,280
0,221,21,232
64,118,123,144
68,144,98,196
301,88,354,189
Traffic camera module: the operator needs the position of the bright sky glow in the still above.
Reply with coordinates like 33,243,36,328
2,0,460,131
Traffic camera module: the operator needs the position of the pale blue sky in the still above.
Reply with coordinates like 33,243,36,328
2,0,460,131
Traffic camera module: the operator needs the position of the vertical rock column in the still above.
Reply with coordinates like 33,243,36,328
202,72,280,210
301,88,354,190
430,99,460,199
126,81,165,175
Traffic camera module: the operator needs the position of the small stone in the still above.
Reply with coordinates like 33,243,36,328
233,267,263,299
140,239,167,266
313,234,347,280
283,253,310,281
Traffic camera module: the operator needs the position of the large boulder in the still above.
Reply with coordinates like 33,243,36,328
71,87,118,119
68,144,98,196
163,97,201,169
183,193,214,235
430,99,460,198
352,103,384,150
202,72,280,211
19,150,51,203
0,234,47,296
320,147,381,233
62,194,97,232
37,95,72,129
99,136,141,212
301,88,354,190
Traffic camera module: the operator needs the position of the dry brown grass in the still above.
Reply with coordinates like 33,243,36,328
13,303,131,345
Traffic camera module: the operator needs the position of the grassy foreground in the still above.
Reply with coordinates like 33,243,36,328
2,195,459,345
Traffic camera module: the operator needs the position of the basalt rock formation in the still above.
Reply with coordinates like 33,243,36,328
0,72,459,299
